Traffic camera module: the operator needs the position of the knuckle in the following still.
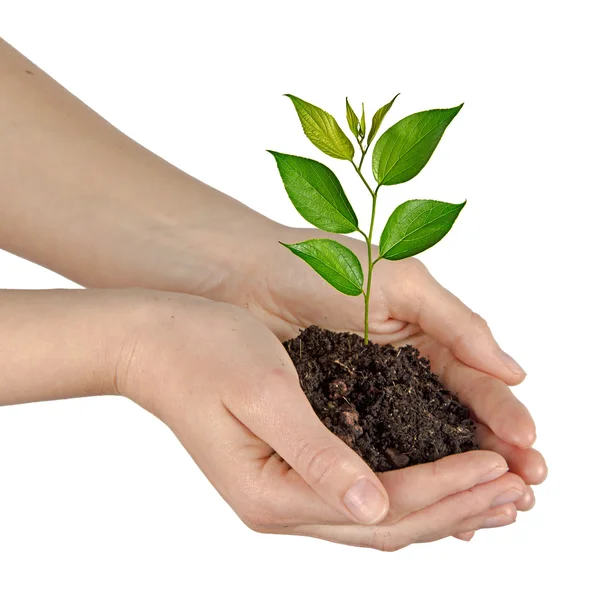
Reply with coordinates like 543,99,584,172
453,487,489,519
470,312,490,334
404,258,429,278
260,365,299,391
421,458,452,501
242,365,298,409
473,374,501,399
451,312,491,354
237,491,276,532
225,364,303,430
240,516,268,535
368,529,409,552
240,512,271,533
402,259,430,315
429,457,447,481
381,258,429,312
297,441,343,489
241,516,266,533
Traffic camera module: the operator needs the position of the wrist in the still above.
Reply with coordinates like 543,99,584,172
69,173,287,305
0,42,285,299
110,290,235,422
0,289,145,406
137,184,288,300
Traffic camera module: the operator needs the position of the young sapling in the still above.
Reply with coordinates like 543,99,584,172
268,94,465,344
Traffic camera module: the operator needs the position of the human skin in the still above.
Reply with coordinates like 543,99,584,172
0,39,547,544
0,288,526,548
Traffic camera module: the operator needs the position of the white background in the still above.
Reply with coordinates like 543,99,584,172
0,1,598,595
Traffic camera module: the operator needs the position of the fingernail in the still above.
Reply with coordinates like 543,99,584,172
343,478,388,524
490,488,524,508
482,514,515,529
478,465,509,484
499,350,527,377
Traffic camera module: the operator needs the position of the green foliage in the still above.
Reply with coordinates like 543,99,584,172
267,151,358,233
346,98,360,139
281,239,364,296
270,94,466,343
372,105,462,185
359,103,366,141
285,94,354,160
379,200,466,261
366,93,400,146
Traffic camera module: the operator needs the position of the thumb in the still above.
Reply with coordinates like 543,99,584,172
226,370,390,525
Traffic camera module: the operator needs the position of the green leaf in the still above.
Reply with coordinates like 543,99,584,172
268,151,358,233
372,104,463,186
379,199,466,261
285,94,354,160
366,93,400,146
359,103,366,140
281,239,364,296
346,98,360,138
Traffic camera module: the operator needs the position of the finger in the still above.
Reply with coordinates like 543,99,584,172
515,486,536,511
378,449,508,523
290,473,525,551
397,472,524,544
384,260,526,385
454,531,475,541
224,369,389,525
175,399,351,527
250,453,363,526
477,423,547,484
436,349,536,448
446,504,518,538
242,443,530,527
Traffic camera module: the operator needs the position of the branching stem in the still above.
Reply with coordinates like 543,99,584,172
352,146,380,345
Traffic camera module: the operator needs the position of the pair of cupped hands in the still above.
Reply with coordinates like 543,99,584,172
116,222,547,552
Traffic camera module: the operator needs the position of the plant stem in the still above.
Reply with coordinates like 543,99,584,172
357,138,373,171
352,151,379,345
363,194,378,344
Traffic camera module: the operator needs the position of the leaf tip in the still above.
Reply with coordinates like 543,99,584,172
453,200,467,221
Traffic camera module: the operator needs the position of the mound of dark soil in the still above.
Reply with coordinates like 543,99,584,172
284,326,478,473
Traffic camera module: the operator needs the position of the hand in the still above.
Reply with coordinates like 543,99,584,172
183,224,547,538
118,291,530,549
0,43,546,543
0,288,527,550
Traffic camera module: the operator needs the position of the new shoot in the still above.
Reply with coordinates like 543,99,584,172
269,94,465,345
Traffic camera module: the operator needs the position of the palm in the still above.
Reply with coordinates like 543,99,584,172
253,233,419,342
241,234,546,505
